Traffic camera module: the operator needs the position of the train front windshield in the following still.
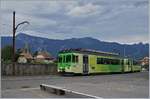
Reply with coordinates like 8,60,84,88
58,54,78,63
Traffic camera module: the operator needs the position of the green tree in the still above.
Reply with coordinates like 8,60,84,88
1,45,13,62
33,51,38,57
1,45,19,63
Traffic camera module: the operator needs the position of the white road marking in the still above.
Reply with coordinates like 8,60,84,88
2,87,40,92
41,84,103,99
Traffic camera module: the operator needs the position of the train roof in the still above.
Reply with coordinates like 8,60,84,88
59,48,120,57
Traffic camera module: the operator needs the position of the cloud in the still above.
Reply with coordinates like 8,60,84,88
134,1,148,7
1,0,148,44
102,34,149,44
67,3,103,17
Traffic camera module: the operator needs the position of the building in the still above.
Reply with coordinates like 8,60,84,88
17,42,33,63
34,50,54,63
18,52,33,63
140,57,149,66
140,57,149,70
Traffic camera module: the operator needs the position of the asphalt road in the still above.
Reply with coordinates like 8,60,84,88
1,71,149,98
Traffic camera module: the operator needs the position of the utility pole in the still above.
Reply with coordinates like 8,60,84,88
12,11,29,75
12,11,16,75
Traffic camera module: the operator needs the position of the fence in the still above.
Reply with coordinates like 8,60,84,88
1,63,57,76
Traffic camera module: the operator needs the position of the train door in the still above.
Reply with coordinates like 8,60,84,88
83,55,89,75
121,59,124,73
128,59,132,72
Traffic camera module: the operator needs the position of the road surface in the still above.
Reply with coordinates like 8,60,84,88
1,71,149,98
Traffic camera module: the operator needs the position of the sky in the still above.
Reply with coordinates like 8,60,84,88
1,0,149,44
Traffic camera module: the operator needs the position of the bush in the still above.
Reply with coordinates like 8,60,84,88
2,60,12,64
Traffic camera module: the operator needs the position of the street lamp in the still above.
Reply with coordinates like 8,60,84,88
12,11,29,75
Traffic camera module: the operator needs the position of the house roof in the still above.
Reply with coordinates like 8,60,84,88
140,57,149,62
36,51,52,59
20,52,33,59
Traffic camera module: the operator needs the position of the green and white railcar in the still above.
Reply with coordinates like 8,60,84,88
58,49,141,75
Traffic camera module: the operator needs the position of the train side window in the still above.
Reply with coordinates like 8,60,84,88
63,55,66,63
133,60,138,65
109,59,112,64
103,58,109,64
97,58,120,65
75,56,78,63
117,59,120,65
127,60,130,65
110,59,113,64
66,55,71,63
72,55,75,63
108,59,111,64
111,59,114,64
97,58,101,64
58,56,62,63
108,59,120,65
114,59,120,65
103,58,106,64
121,60,124,65
72,55,78,63
97,58,109,64
101,58,104,64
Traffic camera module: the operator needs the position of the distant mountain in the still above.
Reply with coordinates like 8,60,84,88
1,33,149,60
